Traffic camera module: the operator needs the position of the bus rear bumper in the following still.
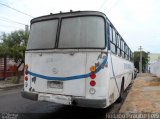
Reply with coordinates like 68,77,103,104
21,90,38,101
71,97,107,108
21,91,107,108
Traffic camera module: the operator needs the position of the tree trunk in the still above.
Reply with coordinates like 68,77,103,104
15,70,21,84
3,56,6,80
15,61,24,84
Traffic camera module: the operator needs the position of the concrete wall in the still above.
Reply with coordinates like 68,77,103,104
150,61,160,77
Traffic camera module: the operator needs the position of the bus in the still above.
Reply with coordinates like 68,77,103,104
21,11,134,108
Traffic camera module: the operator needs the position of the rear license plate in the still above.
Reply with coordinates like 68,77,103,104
47,81,63,89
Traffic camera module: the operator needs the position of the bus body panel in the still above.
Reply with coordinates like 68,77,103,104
107,52,134,105
25,51,110,98
85,52,109,99
25,51,87,97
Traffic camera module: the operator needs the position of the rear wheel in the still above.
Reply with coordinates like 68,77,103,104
117,79,124,103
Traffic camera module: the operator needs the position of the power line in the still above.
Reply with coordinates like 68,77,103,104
98,0,109,10
99,0,120,13
0,2,34,18
107,0,120,12
0,24,23,29
0,17,27,25
0,18,27,26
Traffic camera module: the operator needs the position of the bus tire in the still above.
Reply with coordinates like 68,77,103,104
132,74,134,80
117,78,124,103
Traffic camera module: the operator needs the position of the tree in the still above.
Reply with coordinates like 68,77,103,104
0,30,29,83
134,51,149,72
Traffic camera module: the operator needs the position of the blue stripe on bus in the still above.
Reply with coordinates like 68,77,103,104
28,58,107,81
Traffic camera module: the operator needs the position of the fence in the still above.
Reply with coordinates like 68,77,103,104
0,57,18,79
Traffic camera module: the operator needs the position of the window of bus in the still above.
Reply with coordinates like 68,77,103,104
110,42,116,53
121,40,125,58
125,45,129,60
58,16,105,48
109,27,116,54
117,35,121,56
130,50,132,61
109,26,113,42
117,35,120,47
112,29,116,44
27,19,58,50
121,51,124,58
127,48,129,60
121,40,124,51
124,44,127,59
117,48,121,56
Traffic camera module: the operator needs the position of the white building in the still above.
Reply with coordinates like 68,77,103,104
149,53,160,77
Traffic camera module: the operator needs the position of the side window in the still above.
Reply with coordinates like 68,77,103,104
125,45,129,60
110,26,116,54
110,43,116,53
124,43,127,59
109,28,131,60
128,49,131,60
121,40,124,51
117,34,119,47
112,29,116,44
117,35,121,56
127,47,129,60
117,48,121,56
117,35,121,48
109,26,112,42
121,51,124,58
120,40,124,58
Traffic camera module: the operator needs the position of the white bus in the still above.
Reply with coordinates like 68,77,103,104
21,11,134,108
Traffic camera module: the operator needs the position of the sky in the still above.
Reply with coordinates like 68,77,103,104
0,0,160,53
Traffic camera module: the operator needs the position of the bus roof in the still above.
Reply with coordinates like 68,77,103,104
31,11,107,24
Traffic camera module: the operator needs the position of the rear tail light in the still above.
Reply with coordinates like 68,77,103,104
25,64,28,75
90,73,96,79
90,80,96,87
25,76,28,81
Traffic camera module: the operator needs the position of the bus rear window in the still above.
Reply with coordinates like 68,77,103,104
58,16,105,48
27,19,58,50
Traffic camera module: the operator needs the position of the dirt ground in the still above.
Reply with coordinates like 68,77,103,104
120,73,160,113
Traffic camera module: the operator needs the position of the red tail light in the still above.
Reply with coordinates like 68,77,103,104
25,76,28,81
90,80,96,86
90,73,96,79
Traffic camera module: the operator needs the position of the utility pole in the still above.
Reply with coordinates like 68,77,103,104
139,46,143,73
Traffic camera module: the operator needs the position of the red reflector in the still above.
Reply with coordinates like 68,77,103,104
90,73,96,79
25,76,28,81
90,80,96,87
